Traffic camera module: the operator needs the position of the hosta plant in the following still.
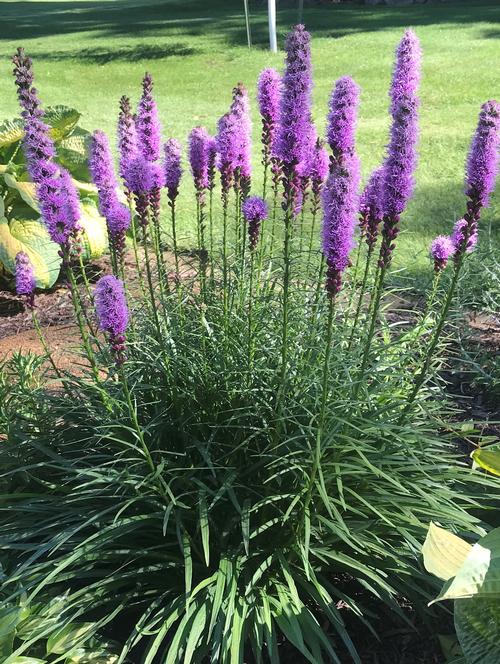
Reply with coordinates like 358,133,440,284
1,26,499,664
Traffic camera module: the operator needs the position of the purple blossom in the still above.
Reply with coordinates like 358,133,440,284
15,251,35,307
465,100,500,208
163,138,182,200
327,76,360,161
359,167,384,249
242,196,268,250
125,155,162,195
207,136,217,191
136,72,162,162
321,153,361,298
430,235,454,272
274,25,313,171
451,218,478,255
12,48,80,251
118,96,138,183
188,127,211,190
94,275,129,364
390,29,422,114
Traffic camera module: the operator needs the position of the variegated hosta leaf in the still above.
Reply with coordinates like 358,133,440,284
0,118,24,149
46,622,95,655
44,105,81,142
455,596,500,664
79,201,108,260
422,522,473,582
0,215,61,288
3,173,39,211
57,127,91,180
471,445,500,477
434,528,500,603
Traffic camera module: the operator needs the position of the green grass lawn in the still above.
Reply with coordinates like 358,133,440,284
1,0,499,284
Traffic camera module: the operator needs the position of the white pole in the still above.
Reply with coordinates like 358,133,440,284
268,0,278,53
243,0,252,48
298,0,304,24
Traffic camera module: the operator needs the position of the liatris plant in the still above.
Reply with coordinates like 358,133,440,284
189,127,211,250
3,30,500,664
15,250,35,308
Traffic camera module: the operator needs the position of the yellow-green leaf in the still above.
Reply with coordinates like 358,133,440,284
3,173,39,211
0,216,61,288
471,446,500,477
434,528,500,603
422,522,472,582
44,105,81,142
0,118,24,148
79,202,108,260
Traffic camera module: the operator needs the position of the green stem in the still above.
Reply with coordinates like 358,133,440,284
279,202,293,394
170,198,180,284
119,366,156,474
142,225,162,339
247,250,255,376
399,258,463,422
346,233,364,312
209,187,214,286
129,199,148,300
32,308,61,379
347,244,374,351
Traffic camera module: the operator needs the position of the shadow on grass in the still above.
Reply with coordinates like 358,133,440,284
33,43,199,64
1,0,499,48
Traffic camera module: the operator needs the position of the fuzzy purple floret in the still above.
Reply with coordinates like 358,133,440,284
163,138,182,196
326,76,360,160
95,275,129,335
465,100,500,208
321,153,361,279
451,218,478,255
189,127,211,190
230,83,252,181
118,96,139,182
390,29,422,114
257,68,281,124
136,72,162,162
15,251,35,298
430,234,454,271
274,25,313,169
242,196,267,250
242,196,268,222
207,136,217,190
125,155,163,194
12,48,81,248
360,168,384,221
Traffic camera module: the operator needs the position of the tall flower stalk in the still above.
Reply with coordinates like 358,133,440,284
274,24,313,391
164,138,182,284
355,31,421,396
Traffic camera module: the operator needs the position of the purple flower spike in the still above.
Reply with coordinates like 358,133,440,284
242,196,268,250
216,112,240,194
118,96,139,184
321,152,361,298
275,25,313,170
189,127,211,191
89,130,130,255
207,136,217,191
163,138,182,200
430,235,454,272
12,48,80,253
359,167,384,249
451,218,478,256
390,29,422,113
125,155,160,195
327,76,360,162
136,72,162,162
258,68,281,170
15,251,35,307
94,275,129,365
230,83,252,192
466,100,500,209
